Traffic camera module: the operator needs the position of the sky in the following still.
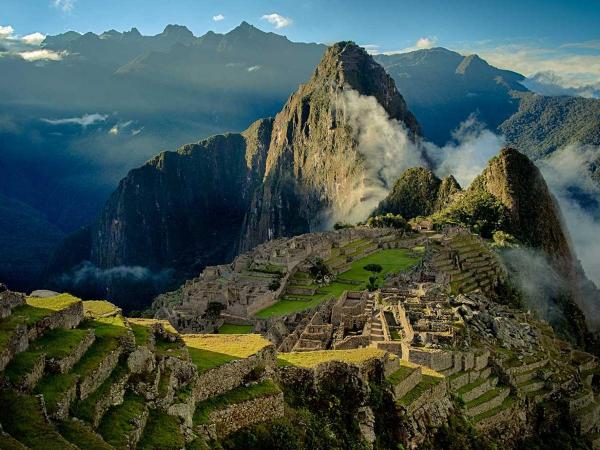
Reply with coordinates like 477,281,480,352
2,0,600,89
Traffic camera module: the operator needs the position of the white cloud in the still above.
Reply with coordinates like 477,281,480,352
53,0,76,12
21,32,46,45
261,13,293,29
0,25,14,37
108,120,134,135
361,44,380,55
42,113,108,127
247,65,260,72
457,41,600,91
415,37,437,50
212,14,225,22
19,49,65,61
379,36,438,55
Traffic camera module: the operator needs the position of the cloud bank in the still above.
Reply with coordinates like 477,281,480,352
536,145,600,287
42,113,108,127
458,40,600,96
261,13,293,29
212,14,225,22
334,90,502,223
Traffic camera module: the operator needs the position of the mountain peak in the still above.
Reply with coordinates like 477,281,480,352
226,21,266,38
312,41,420,132
160,24,194,39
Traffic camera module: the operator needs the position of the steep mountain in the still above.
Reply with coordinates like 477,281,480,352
374,47,527,145
371,167,460,219
0,23,326,293
49,42,420,309
240,41,421,250
428,148,595,345
499,93,600,181
92,118,273,272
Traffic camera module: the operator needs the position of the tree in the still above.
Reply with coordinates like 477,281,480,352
367,213,410,230
364,263,383,273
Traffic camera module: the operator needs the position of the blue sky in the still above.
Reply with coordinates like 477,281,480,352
2,0,600,88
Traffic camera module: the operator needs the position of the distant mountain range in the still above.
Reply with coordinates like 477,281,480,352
1,22,599,299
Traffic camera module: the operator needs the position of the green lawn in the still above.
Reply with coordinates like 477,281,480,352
255,249,420,318
218,324,254,334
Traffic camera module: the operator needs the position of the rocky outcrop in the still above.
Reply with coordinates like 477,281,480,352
240,42,420,250
373,167,460,219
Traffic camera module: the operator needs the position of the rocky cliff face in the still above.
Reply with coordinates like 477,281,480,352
474,148,575,278
372,167,460,219
240,42,420,250
91,117,273,275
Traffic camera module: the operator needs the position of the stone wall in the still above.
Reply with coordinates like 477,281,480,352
193,346,276,402
48,329,95,374
0,323,28,372
407,377,447,415
78,347,122,401
197,391,285,439
87,369,130,428
0,290,25,319
393,367,422,399
28,301,84,342
409,349,453,371
466,388,509,417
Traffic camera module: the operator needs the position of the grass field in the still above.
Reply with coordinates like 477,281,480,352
183,334,270,373
254,248,420,318
277,348,386,368
218,324,254,334
82,300,120,318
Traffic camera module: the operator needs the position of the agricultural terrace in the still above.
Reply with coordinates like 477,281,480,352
277,348,386,368
255,248,421,318
182,334,271,373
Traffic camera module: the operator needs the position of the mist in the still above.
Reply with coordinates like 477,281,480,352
498,247,568,324
335,90,506,222
54,261,176,312
536,145,600,288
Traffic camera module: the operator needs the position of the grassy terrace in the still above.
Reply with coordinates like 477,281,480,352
397,374,443,408
138,409,185,450
277,348,386,368
193,380,280,425
183,334,270,373
82,300,120,318
98,392,147,448
465,387,504,409
0,389,73,450
0,295,81,357
472,395,516,423
218,324,254,334
57,419,113,450
34,316,128,414
255,248,421,318
387,364,418,385
5,327,91,384
72,357,129,422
